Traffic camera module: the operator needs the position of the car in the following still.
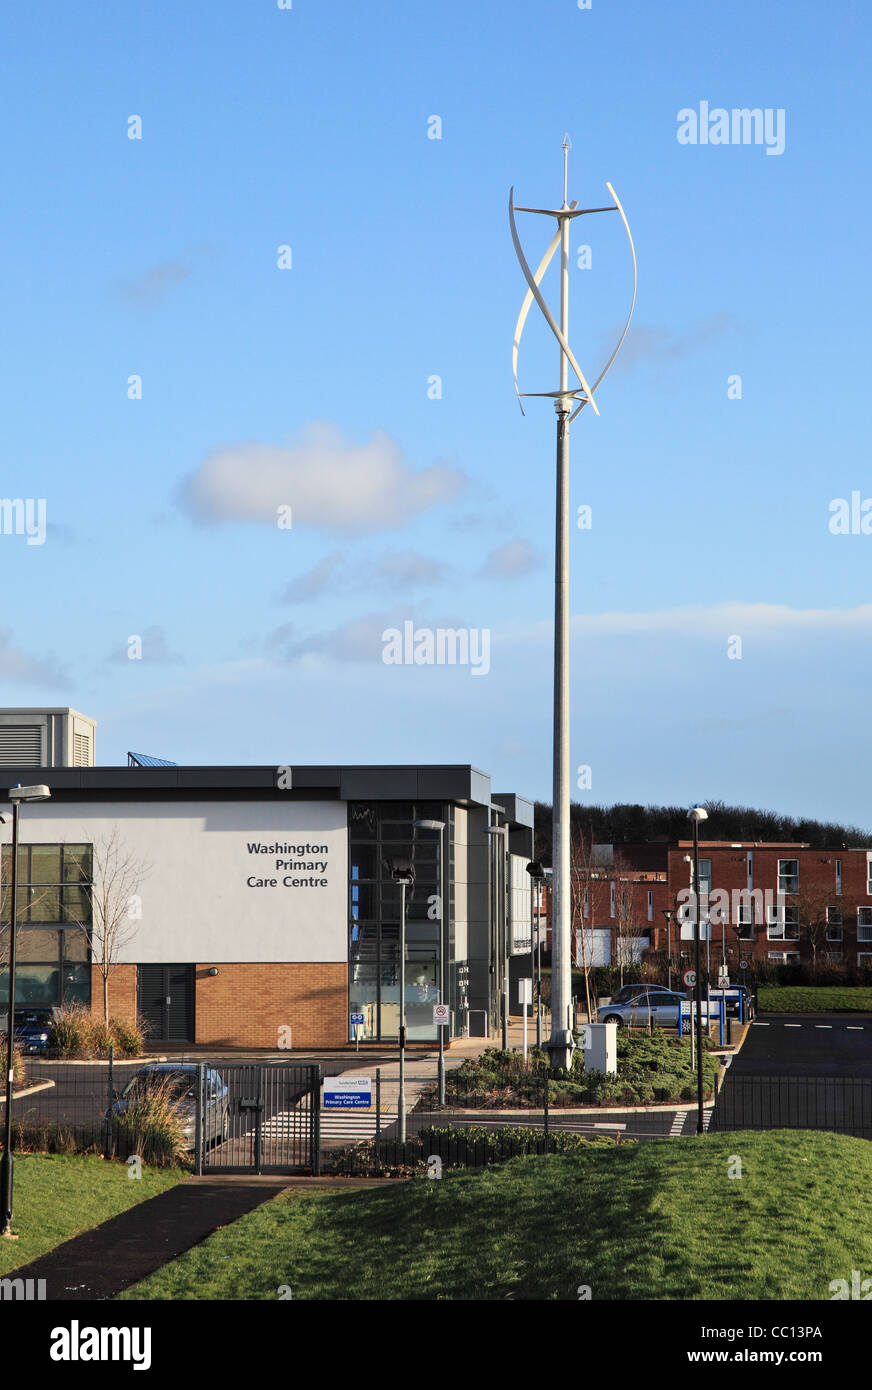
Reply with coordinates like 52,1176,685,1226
105,1063,229,1151
13,1007,56,1055
597,987,688,1028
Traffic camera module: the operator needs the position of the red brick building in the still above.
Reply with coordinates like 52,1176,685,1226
538,840,872,976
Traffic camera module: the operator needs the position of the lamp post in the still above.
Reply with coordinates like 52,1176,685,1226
484,824,510,1049
413,818,446,1104
688,805,708,1135
386,857,414,1144
509,142,636,1072
2,783,51,1237
661,908,674,990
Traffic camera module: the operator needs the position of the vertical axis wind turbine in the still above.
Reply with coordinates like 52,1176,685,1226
509,137,636,1071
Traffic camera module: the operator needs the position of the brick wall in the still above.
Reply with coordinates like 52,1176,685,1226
89,962,138,1026
194,963,347,1048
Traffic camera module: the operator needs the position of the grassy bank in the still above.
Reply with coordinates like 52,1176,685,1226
0,1154,184,1275
121,1130,872,1301
758,986,872,1013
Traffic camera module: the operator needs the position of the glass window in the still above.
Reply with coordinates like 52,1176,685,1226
349,844,379,881
60,964,90,1004
697,859,712,895
778,859,799,894
63,845,92,883
30,845,61,884
62,927,89,962
62,886,91,923
858,908,872,942
16,928,61,963
29,885,61,923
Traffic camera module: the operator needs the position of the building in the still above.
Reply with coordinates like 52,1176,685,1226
540,838,872,975
0,708,96,768
0,756,534,1049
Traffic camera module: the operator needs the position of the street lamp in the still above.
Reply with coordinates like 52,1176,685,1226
661,908,674,990
484,824,510,1049
688,804,708,1136
2,783,51,1238
389,850,417,1145
413,818,446,1104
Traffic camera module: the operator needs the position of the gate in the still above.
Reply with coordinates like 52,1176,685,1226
196,1062,321,1174
710,1072,872,1141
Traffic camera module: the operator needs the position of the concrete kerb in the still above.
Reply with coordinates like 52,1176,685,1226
0,1079,54,1104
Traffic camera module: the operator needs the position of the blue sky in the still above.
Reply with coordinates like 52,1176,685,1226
2,0,871,826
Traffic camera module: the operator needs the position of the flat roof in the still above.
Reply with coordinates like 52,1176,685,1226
0,763,532,823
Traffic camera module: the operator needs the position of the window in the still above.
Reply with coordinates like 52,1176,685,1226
747,850,754,892
583,887,589,919
768,950,800,964
826,907,843,941
858,953,872,968
858,908,872,943
824,950,844,965
835,858,842,896
647,890,654,923
610,883,616,918
736,902,754,939
867,854,872,895
697,858,712,896
767,903,799,939
0,843,92,1009
778,859,799,894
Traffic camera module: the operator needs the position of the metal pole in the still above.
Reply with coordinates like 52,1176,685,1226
439,822,446,1105
501,829,509,1051
1,802,21,1237
693,820,704,1134
549,207,574,1071
398,879,407,1144
375,1067,381,1173
535,880,541,1047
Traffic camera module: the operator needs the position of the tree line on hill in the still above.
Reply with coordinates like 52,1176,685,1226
532,799,872,864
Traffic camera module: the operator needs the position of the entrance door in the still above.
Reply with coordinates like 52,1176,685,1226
137,964,195,1042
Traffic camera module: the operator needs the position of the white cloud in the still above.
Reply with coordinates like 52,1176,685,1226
179,421,466,534
481,537,541,579
0,629,67,684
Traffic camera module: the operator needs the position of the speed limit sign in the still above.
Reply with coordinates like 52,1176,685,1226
682,969,697,988
739,960,749,971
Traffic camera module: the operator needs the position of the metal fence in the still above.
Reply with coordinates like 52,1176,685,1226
710,1073,872,1140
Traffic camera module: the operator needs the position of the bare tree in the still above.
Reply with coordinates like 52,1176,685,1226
62,829,151,1025
613,851,649,987
569,825,608,1022
793,882,835,977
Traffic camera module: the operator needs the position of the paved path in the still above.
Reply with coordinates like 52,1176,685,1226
8,1175,385,1301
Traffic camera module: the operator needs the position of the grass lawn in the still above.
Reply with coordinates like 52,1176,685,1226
0,1154,184,1275
757,986,872,1013
121,1130,872,1301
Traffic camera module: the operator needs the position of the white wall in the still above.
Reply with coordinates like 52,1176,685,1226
9,801,348,963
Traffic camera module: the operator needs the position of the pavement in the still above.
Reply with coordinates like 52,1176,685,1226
7,1174,388,1301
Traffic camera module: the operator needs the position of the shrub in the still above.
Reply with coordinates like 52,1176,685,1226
107,1076,188,1167
48,1003,92,1058
110,1016,145,1056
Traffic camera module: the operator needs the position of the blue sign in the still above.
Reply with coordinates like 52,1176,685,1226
350,1012,366,1026
324,1076,372,1109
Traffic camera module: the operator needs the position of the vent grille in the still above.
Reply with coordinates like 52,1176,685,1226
0,725,42,766
73,732,91,766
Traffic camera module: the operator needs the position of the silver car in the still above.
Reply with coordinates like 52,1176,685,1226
597,987,687,1028
107,1064,229,1150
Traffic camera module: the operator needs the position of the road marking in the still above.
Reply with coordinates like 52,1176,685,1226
815,1025,833,1029
847,1026,865,1031
593,1121,627,1130
784,1023,802,1027
753,1022,770,1026
669,1111,686,1136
